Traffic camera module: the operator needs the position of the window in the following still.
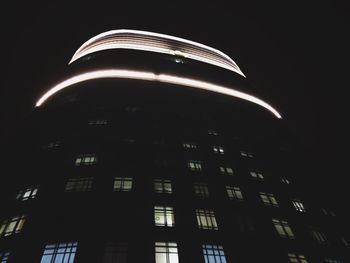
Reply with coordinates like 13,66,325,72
194,183,209,198
322,208,336,217
226,186,243,200
154,206,175,227
292,199,306,212
40,242,77,263
113,177,133,192
272,219,295,239
88,119,107,126
75,154,97,166
183,143,197,149
65,177,93,192
219,166,234,175
155,242,178,263
188,160,202,171
195,209,218,230
46,141,60,150
0,252,10,263
104,242,127,263
213,146,224,154
260,192,278,207
16,186,39,201
281,177,291,184
311,230,328,244
0,216,26,237
288,253,308,263
154,179,172,194
208,130,218,136
202,244,227,263
341,237,350,248
240,151,253,158
324,258,341,263
250,171,264,180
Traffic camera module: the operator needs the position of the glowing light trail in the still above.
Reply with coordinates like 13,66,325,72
35,69,282,119
69,29,245,77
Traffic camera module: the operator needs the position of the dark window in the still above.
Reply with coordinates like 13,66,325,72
194,183,209,198
104,242,127,263
65,177,93,192
154,179,172,194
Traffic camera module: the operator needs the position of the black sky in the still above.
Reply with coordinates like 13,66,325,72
1,2,349,219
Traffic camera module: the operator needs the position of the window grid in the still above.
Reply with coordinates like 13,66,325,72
250,171,264,180
194,183,209,198
240,151,253,158
40,242,77,263
281,177,291,184
219,167,233,175
312,230,328,244
0,216,26,237
292,200,306,212
183,143,197,149
65,177,93,192
113,177,133,192
104,242,127,263
196,209,218,230
288,253,308,263
155,242,178,263
324,258,341,263
16,186,39,201
226,186,243,200
0,252,10,263
188,160,202,171
272,219,295,239
260,192,278,207
154,179,172,194
75,154,97,166
154,206,175,227
202,244,227,263
213,146,224,154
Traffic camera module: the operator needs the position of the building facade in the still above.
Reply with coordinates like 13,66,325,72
0,29,348,263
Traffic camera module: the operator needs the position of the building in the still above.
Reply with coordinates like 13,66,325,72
0,29,348,263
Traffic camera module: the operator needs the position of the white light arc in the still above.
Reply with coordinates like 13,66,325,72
35,69,282,119
69,29,245,77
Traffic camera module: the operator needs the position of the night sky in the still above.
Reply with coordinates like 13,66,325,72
1,2,348,221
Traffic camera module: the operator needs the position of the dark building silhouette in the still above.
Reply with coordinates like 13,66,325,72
0,29,348,263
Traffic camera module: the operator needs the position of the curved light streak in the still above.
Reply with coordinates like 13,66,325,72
35,69,281,119
69,29,245,77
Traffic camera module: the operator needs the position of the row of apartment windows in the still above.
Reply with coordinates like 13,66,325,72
3,241,343,263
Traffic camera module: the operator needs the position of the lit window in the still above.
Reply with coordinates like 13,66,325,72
281,177,291,184
104,242,127,263
260,192,278,207
113,177,133,192
16,186,39,201
88,119,108,126
0,252,10,263
208,130,218,136
154,206,175,227
46,141,60,150
288,253,308,263
195,209,218,230
324,258,341,263
154,179,172,194
188,160,202,171
194,183,209,198
322,208,336,217
0,216,26,237
311,230,328,244
226,186,243,200
155,242,178,263
40,242,77,263
213,146,224,154
75,154,97,166
272,219,295,239
183,143,197,149
65,177,93,192
250,171,264,180
219,166,234,175
292,200,306,212
202,244,227,263
240,151,253,158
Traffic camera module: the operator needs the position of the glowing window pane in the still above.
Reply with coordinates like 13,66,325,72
155,242,178,263
154,206,175,227
196,209,218,230
113,177,133,192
